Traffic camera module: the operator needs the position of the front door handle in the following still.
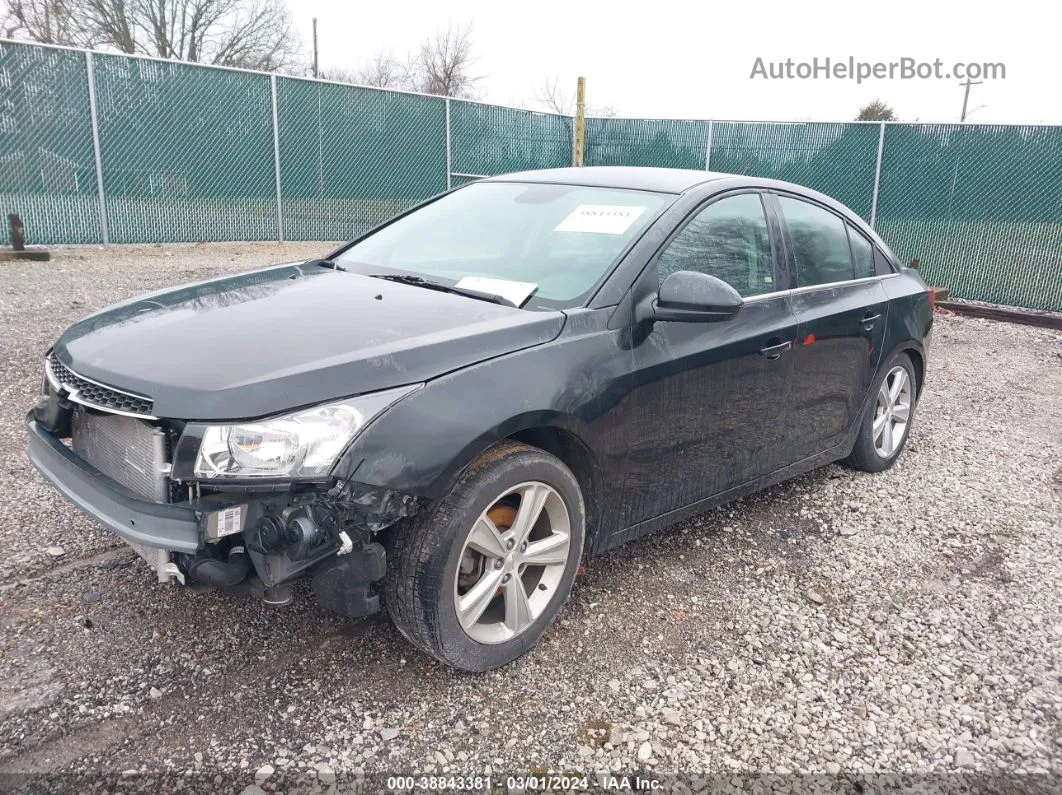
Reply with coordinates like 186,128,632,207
862,312,882,331
759,340,792,361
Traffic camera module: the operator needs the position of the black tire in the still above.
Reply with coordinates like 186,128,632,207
383,441,585,672
843,351,918,473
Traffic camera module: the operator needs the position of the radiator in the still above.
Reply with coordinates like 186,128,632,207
71,408,170,503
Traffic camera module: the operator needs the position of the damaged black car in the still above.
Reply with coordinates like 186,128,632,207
27,167,932,671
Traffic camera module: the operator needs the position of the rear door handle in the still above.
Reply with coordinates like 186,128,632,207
759,340,792,361
861,312,882,330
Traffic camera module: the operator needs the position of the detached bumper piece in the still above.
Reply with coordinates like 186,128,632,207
311,543,386,617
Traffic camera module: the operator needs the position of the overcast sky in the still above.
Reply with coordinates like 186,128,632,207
289,0,1058,125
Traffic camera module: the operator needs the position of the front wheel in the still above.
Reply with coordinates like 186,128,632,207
843,351,919,473
384,441,585,671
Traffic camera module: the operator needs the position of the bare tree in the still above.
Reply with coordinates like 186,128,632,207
411,22,479,98
345,49,412,90
535,75,616,117
84,0,135,53
2,0,90,43
2,0,299,71
320,24,481,98
535,76,573,115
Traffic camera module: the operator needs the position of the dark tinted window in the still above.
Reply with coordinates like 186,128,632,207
847,225,875,279
778,196,853,287
657,193,774,297
874,247,896,276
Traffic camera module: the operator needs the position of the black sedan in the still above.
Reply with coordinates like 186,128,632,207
27,167,932,671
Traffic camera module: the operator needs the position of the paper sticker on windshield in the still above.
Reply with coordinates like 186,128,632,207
554,204,647,235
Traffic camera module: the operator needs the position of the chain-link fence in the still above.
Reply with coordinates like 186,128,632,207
0,42,101,243
277,77,446,241
875,124,1062,311
1,39,1059,311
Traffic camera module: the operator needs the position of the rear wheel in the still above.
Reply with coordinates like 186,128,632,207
844,352,918,472
384,441,585,671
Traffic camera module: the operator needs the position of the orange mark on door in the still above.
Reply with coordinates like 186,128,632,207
803,333,816,346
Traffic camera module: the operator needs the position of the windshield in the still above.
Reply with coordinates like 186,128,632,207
334,181,669,309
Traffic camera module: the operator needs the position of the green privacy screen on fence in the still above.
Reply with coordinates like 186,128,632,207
92,53,277,243
708,122,882,221
875,124,1062,312
278,78,446,241
0,41,101,243
450,101,571,178
585,118,709,169
0,40,1059,311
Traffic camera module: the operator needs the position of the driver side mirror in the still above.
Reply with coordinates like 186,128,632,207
635,270,744,324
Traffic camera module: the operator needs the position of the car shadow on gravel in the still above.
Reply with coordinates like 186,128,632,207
0,462,842,769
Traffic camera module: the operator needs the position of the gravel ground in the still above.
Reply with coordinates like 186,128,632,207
0,244,1060,792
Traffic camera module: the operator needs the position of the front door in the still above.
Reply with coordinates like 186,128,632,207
619,191,799,528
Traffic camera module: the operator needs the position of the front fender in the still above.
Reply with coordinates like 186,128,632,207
393,411,592,496
333,308,629,500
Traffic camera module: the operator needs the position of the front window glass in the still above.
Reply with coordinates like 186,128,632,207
335,182,668,309
655,193,775,297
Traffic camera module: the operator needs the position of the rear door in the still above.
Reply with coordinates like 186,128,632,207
619,191,800,526
772,194,889,461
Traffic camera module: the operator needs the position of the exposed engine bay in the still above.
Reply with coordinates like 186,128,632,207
29,387,422,616
178,479,417,612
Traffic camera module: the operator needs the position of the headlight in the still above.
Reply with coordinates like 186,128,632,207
192,384,421,480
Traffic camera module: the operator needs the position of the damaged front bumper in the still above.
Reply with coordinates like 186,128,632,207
27,417,201,557
26,414,417,613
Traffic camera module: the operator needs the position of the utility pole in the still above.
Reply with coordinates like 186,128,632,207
310,17,318,79
959,78,982,122
573,76,586,167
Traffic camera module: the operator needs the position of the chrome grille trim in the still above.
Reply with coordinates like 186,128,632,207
45,353,157,419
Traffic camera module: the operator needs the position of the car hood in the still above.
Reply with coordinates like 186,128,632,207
53,262,565,420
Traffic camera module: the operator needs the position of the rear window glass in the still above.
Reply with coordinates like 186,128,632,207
874,247,896,276
847,225,875,279
778,197,853,287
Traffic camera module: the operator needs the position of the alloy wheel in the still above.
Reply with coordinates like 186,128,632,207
873,365,913,458
453,481,571,644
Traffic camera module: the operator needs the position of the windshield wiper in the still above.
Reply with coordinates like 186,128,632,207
367,274,516,307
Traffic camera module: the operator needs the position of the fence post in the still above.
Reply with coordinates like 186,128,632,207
869,122,886,230
84,51,109,245
445,98,452,190
704,119,714,171
270,75,285,242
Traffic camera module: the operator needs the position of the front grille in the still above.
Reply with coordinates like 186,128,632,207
47,353,155,417
71,409,170,502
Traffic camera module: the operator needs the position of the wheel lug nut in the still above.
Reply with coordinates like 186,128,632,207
502,573,511,583
520,542,527,552
505,539,514,550
493,559,504,569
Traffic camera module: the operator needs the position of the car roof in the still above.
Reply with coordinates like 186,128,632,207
481,166,895,269
484,166,730,194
